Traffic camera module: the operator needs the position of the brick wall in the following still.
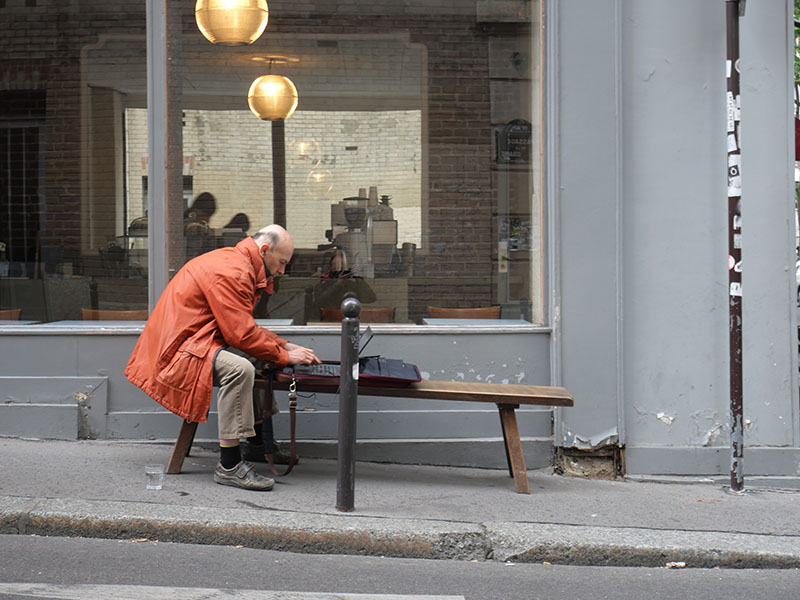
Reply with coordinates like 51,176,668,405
0,1,148,277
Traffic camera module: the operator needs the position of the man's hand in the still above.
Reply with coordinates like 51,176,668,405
285,342,320,365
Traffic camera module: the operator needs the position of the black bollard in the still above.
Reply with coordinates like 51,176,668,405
302,285,314,325
336,296,361,511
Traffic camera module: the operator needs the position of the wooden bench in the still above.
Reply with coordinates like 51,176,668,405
167,378,573,494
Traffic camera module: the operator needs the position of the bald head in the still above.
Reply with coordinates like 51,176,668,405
252,224,293,254
252,224,294,277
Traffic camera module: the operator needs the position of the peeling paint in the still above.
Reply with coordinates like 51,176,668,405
633,405,676,426
75,391,94,440
703,424,723,446
690,409,725,446
561,426,619,449
656,412,674,425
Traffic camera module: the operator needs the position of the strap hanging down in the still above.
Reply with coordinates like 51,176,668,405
265,371,298,477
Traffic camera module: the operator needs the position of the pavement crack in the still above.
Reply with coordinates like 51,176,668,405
507,519,800,538
235,500,286,511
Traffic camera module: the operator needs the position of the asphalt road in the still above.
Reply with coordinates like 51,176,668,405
1,535,799,600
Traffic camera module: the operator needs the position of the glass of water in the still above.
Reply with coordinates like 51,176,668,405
145,464,165,490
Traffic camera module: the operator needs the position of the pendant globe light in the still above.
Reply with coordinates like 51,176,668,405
248,74,298,121
195,0,269,46
306,168,334,197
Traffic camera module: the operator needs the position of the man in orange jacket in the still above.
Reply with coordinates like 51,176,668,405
125,224,319,490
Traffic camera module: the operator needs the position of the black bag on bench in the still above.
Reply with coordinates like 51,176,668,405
273,327,421,388
277,356,421,388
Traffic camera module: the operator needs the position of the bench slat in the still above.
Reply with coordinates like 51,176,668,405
268,378,573,407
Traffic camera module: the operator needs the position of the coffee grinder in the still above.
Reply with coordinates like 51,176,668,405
329,196,374,277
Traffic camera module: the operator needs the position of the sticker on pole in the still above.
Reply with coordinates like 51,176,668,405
730,282,742,297
727,154,741,197
727,92,736,132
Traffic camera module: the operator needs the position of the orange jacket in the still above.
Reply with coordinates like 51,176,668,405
124,237,289,422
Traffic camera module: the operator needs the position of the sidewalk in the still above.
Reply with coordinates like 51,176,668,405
1,437,799,569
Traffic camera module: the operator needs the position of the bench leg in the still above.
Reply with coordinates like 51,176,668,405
167,420,199,474
497,404,530,494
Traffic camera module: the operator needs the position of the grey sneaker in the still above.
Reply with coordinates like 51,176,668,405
240,439,296,466
214,461,274,491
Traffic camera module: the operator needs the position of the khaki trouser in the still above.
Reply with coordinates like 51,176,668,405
212,348,279,440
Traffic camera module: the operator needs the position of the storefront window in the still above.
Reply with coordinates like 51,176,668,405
0,2,148,323
1,0,542,326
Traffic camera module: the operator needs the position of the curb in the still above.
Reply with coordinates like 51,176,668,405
485,522,800,569
2,496,800,569
0,497,490,561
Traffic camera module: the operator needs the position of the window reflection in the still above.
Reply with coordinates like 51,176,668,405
0,6,149,323
0,0,542,325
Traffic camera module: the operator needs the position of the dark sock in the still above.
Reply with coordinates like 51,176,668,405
261,417,276,453
220,444,241,469
246,422,263,446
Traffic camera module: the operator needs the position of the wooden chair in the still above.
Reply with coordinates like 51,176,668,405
427,305,501,319
0,308,21,320
320,306,396,323
81,308,149,320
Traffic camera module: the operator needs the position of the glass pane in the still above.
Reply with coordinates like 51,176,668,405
164,0,543,325
0,2,148,323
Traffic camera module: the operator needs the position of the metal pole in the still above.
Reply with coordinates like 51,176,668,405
336,296,361,511
271,119,286,228
165,0,184,277
725,0,744,492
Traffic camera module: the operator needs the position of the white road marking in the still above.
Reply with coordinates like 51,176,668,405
0,583,465,600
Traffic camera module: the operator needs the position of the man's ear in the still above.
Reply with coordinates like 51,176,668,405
259,243,270,255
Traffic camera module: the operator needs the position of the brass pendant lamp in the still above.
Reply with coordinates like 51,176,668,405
195,0,269,46
248,74,298,120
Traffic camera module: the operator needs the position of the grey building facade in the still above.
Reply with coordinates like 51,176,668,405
1,0,798,480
